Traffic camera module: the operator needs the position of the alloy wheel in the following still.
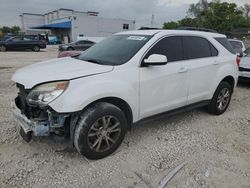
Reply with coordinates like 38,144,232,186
217,88,230,111
87,115,121,152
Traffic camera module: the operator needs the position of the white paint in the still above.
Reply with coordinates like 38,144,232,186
12,30,238,123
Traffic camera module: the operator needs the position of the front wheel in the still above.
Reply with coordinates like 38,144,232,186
32,45,40,52
207,81,232,115
0,45,6,52
74,102,127,159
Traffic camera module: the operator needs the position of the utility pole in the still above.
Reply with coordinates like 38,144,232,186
151,14,155,27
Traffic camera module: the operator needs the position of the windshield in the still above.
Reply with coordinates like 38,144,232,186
229,41,243,48
77,35,152,65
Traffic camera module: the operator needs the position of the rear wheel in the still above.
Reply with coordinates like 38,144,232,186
32,45,40,52
74,102,127,159
0,45,6,52
207,81,232,115
67,47,74,51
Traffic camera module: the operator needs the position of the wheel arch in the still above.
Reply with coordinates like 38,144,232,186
67,46,74,50
84,97,133,130
221,76,235,91
82,97,133,131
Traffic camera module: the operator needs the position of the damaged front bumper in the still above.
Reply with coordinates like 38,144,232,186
12,103,69,137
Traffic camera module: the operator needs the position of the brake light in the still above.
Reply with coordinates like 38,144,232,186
236,56,240,67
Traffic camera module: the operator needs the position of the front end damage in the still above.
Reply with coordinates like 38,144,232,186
13,83,75,142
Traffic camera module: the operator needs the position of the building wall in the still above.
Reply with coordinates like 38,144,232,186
72,12,135,41
58,9,73,20
20,9,135,42
20,14,44,32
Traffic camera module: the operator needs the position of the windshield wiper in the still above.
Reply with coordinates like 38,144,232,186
84,59,103,65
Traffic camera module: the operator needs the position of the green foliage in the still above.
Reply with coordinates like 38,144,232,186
0,26,21,36
188,0,209,17
163,21,179,29
162,0,250,33
201,2,250,32
178,18,200,27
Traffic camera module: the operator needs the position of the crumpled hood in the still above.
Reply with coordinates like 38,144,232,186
12,57,113,89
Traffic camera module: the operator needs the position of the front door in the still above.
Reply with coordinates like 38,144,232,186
139,36,188,119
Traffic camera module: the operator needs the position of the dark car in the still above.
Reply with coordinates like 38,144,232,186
58,40,95,51
57,50,82,58
0,36,46,52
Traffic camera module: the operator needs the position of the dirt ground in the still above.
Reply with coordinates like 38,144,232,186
0,46,249,188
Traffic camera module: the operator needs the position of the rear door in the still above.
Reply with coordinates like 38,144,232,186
183,36,219,104
7,37,23,50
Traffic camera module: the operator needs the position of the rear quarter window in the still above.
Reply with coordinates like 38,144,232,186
183,36,218,59
215,37,235,54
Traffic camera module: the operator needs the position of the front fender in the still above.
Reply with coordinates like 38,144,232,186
49,71,139,121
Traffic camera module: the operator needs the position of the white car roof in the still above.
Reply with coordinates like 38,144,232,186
228,39,243,42
116,29,226,38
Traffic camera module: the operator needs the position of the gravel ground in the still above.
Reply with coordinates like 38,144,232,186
0,46,250,188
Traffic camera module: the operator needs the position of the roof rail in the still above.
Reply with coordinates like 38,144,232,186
177,26,218,33
138,27,161,30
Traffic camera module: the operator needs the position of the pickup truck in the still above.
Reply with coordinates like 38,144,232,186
0,36,46,52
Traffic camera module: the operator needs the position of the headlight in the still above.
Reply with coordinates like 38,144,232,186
27,81,69,107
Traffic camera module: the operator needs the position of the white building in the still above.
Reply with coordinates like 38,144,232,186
20,8,135,42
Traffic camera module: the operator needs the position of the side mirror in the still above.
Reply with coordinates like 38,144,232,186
144,54,168,65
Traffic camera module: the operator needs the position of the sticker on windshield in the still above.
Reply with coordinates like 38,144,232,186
127,36,146,41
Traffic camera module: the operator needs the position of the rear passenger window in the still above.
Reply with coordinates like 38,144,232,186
214,37,235,54
145,36,183,62
183,36,217,59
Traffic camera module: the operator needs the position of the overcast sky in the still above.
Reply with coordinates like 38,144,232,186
0,0,249,28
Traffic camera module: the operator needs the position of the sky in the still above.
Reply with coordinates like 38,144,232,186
0,0,249,28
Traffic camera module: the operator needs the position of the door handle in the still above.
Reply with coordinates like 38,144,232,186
178,67,188,73
213,61,219,65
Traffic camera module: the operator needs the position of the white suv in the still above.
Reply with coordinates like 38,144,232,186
12,30,238,159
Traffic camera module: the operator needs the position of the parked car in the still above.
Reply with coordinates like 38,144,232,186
239,53,250,82
244,47,250,55
228,39,246,52
58,40,95,51
48,36,59,45
57,50,83,58
0,36,46,52
12,30,238,159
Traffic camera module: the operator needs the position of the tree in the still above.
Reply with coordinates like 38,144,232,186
163,21,179,29
0,26,20,36
11,26,21,35
178,18,200,27
188,0,209,17
163,1,250,34
201,2,250,32
239,4,250,19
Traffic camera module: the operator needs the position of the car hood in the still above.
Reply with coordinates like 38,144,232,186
240,56,250,69
12,57,114,89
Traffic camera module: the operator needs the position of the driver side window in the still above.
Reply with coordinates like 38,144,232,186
144,36,183,63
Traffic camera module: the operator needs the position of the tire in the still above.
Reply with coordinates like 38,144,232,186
32,45,40,52
67,47,74,51
0,45,6,52
207,81,232,115
74,102,127,159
